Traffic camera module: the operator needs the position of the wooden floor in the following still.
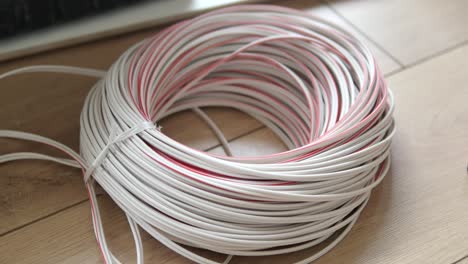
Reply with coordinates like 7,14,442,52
1,0,467,263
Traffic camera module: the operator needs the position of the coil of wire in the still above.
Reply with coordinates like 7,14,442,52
0,5,395,264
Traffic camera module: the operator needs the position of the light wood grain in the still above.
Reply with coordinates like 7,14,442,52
328,0,468,65
2,31,468,264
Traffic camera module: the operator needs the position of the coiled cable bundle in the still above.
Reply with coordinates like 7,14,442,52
0,5,395,264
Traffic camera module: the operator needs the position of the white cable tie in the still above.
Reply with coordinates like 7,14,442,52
83,121,155,183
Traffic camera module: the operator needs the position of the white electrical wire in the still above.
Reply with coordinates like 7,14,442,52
0,5,395,264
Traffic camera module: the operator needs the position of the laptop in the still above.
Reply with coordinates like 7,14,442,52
0,0,255,62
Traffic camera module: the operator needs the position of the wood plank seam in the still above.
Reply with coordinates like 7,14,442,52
0,196,100,237
397,39,468,73
386,40,468,78
453,255,468,264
